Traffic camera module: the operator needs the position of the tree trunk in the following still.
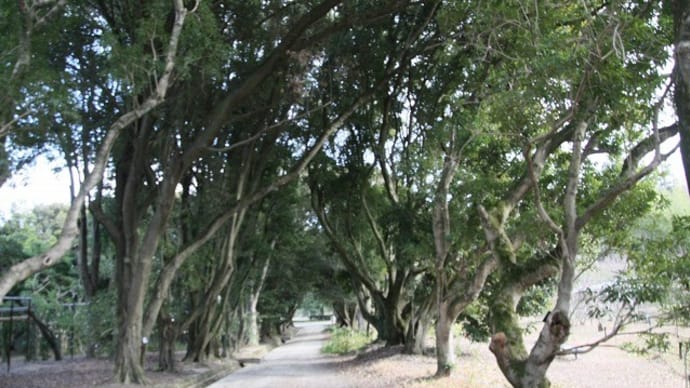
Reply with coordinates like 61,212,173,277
184,306,216,362
334,302,349,327
378,298,406,346
247,255,271,346
247,300,260,346
77,203,94,297
490,309,569,388
488,256,561,388
488,288,530,387
260,316,279,342
183,214,245,361
435,302,455,377
184,279,237,363
370,273,409,346
115,328,146,384
0,137,8,189
431,137,463,375
114,254,148,384
404,319,427,355
405,302,432,355
235,303,246,349
673,1,690,192
157,310,176,372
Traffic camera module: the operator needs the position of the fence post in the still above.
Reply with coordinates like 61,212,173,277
26,299,32,361
6,299,14,373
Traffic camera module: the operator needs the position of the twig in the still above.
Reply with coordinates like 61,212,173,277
207,102,332,153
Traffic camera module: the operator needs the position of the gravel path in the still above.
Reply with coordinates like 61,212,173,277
207,322,352,388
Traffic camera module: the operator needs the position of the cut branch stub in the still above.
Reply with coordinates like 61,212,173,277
548,310,570,345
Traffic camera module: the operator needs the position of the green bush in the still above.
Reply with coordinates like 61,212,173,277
321,327,372,355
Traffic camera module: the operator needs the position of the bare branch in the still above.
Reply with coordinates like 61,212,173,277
89,201,122,246
12,0,67,79
620,123,678,177
524,146,562,236
558,305,638,357
362,192,391,266
448,254,498,314
577,141,678,230
376,94,400,205
478,204,517,264
0,110,31,138
555,120,588,314
207,102,332,153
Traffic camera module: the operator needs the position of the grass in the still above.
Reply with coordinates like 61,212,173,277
321,327,373,355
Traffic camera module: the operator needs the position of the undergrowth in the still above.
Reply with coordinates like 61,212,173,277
322,327,373,355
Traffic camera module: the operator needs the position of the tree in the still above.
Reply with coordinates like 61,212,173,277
1,1,683,386
481,3,678,386
102,1,423,382
0,0,192,311
310,158,429,345
0,0,66,187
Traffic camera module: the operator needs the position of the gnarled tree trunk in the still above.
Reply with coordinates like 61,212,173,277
488,256,560,388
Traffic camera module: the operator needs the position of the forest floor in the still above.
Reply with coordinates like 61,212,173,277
344,320,689,387
0,350,240,388
1,320,687,387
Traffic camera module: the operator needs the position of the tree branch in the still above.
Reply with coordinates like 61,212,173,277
577,138,678,230
361,192,391,267
524,146,563,236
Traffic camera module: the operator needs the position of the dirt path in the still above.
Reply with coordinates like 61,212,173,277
207,322,351,388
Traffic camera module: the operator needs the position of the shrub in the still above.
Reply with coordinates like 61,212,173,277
322,327,372,354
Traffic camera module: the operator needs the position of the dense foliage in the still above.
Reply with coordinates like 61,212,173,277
1,1,688,387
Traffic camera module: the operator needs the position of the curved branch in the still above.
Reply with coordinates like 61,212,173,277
557,304,637,357
361,192,391,266
577,141,678,230
524,146,562,236
620,123,678,177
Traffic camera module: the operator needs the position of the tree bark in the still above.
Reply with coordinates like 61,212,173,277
406,283,434,355
674,0,690,192
247,254,271,346
434,302,455,377
157,310,177,372
488,256,560,388
405,314,430,355
114,298,147,384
